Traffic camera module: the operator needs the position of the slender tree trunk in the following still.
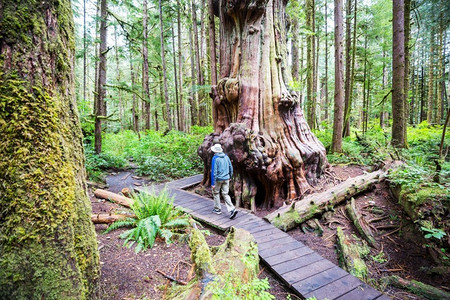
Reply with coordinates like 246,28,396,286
324,0,329,122
114,25,123,129
392,0,406,147
192,0,206,126
332,0,344,153
404,0,410,139
420,65,426,122
83,0,87,112
437,15,444,124
362,34,368,133
291,16,300,82
159,0,172,131
93,2,100,115
0,0,100,296
95,0,108,154
199,0,327,209
410,60,416,124
427,29,435,124
142,0,151,130
177,0,185,132
129,42,139,133
208,0,218,130
306,0,316,129
343,0,352,136
171,24,180,131
189,16,199,127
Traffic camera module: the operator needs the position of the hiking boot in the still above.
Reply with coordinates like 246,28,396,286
229,209,238,219
212,208,222,215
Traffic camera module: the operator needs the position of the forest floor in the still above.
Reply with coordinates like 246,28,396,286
90,165,449,300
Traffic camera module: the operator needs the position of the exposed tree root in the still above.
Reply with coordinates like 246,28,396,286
382,275,450,300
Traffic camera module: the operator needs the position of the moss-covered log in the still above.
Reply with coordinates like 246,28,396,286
383,275,450,300
168,227,263,299
336,227,370,281
346,198,378,248
198,0,328,211
267,169,385,231
0,0,100,298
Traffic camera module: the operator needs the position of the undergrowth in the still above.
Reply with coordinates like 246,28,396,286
84,126,211,181
103,188,190,252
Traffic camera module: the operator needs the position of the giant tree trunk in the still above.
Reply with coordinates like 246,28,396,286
392,0,406,148
198,0,328,210
0,0,100,297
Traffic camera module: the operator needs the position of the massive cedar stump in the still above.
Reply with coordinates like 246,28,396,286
199,0,328,210
0,0,100,298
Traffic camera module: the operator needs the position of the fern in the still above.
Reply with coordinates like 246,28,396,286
103,218,136,233
164,218,190,229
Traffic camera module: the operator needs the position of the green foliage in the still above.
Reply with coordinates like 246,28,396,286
421,227,447,240
371,251,388,263
84,144,128,180
207,267,274,300
103,188,190,252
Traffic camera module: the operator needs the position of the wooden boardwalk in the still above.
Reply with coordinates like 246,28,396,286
136,175,390,300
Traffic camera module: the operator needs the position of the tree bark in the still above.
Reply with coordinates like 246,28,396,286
0,0,100,296
192,0,206,126
324,1,329,122
177,0,185,132
346,198,378,248
159,0,172,131
143,0,151,130
171,25,180,131
114,25,123,129
95,0,108,154
332,0,344,153
343,0,352,137
91,214,133,224
129,41,139,132
306,0,316,129
336,227,369,281
291,10,300,82
189,14,199,127
427,28,435,124
437,15,444,124
208,0,218,130
199,0,328,210
404,0,410,139
392,0,406,148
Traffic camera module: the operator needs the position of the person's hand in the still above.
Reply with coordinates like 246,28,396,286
211,185,215,189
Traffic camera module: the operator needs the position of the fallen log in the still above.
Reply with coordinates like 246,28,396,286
336,227,370,281
166,226,264,299
266,169,385,231
94,189,133,208
91,213,134,224
383,275,450,300
346,198,378,249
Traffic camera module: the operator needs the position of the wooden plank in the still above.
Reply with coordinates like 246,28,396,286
335,284,383,300
258,236,298,251
304,274,363,300
216,212,249,228
241,222,274,234
253,227,283,238
259,241,305,258
271,252,324,275
255,231,290,244
292,266,348,295
263,246,315,266
374,295,392,300
282,260,335,286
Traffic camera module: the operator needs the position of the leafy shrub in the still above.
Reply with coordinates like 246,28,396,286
84,145,128,180
103,188,190,252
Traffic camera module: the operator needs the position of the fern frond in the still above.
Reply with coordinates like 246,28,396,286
159,228,173,245
164,218,190,229
103,218,136,234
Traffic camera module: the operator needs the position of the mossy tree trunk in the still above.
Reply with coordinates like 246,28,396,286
198,0,328,210
0,1,100,298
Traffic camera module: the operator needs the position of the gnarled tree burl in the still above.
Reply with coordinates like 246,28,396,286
198,0,328,210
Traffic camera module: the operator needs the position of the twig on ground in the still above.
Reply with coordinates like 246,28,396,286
157,269,188,285
382,227,401,237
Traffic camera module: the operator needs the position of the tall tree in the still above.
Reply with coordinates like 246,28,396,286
332,0,344,152
208,0,218,129
392,0,406,147
199,0,327,209
306,0,316,129
177,0,185,131
324,0,329,122
192,0,206,126
159,0,172,130
343,0,352,136
94,0,108,153
142,0,151,130
427,29,435,124
0,0,100,297
171,24,180,131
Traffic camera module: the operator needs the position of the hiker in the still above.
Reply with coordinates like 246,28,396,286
210,143,238,219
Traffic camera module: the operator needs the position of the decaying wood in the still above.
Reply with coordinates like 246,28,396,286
94,189,133,208
383,275,450,300
91,213,134,224
266,169,385,231
346,198,378,249
167,226,260,299
336,227,369,281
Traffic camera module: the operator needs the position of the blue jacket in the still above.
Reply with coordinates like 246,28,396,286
211,152,233,186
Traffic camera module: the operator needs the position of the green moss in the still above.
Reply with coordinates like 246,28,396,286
189,228,214,275
336,227,369,281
